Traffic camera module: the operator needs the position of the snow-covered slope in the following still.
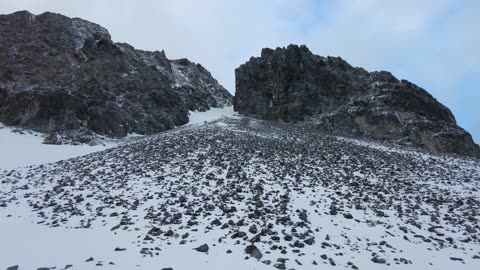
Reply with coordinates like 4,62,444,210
1,114,479,270
0,107,235,170
0,125,111,170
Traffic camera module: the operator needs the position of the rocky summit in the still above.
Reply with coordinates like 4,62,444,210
234,44,479,157
0,11,231,144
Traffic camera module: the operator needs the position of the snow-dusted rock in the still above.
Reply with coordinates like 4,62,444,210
0,11,232,144
234,44,479,157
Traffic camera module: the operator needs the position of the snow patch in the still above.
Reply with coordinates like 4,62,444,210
186,106,238,126
0,125,112,170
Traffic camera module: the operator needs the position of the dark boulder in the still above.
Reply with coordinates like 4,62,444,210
194,243,209,253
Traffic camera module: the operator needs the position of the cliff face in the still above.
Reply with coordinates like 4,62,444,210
235,44,479,157
0,11,231,143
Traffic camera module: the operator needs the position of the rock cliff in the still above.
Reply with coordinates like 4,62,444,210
234,44,479,157
0,11,231,143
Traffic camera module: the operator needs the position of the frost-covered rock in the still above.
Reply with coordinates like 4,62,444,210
0,11,232,143
234,44,479,157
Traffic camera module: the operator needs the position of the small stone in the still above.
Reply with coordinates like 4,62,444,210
148,227,162,236
211,219,222,226
299,210,308,221
140,248,151,255
294,240,305,248
372,257,387,264
304,237,315,245
251,248,263,260
245,245,257,254
195,244,209,253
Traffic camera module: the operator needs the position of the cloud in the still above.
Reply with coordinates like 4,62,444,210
0,0,479,140
301,0,480,135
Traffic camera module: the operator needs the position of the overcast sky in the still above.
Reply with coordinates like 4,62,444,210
1,0,479,142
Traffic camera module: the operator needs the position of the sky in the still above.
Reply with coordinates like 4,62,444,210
0,0,479,142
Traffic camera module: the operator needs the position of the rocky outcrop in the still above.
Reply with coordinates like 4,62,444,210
0,11,231,143
170,58,232,111
234,44,479,157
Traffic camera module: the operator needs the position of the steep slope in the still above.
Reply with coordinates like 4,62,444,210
1,114,479,270
234,44,479,157
0,11,231,144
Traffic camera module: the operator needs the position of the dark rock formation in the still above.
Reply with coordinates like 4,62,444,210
0,11,231,143
234,44,479,157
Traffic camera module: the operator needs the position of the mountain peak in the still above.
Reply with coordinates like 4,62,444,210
0,11,231,144
234,45,479,157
